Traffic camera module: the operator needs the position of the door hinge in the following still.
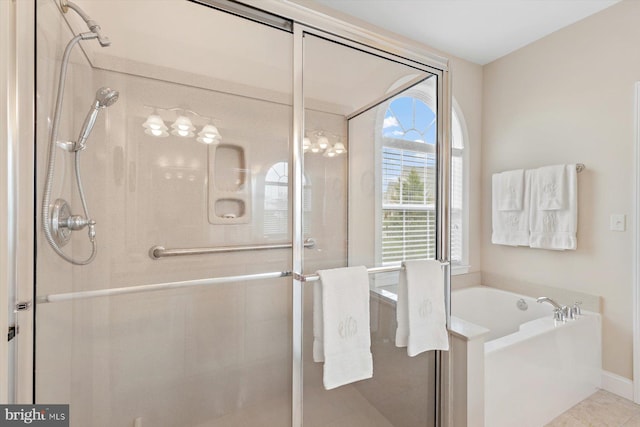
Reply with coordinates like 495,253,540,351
7,325,17,342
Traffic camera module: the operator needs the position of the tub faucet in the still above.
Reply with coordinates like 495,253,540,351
537,297,567,321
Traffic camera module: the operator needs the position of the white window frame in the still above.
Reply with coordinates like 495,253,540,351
374,81,470,279
451,99,470,275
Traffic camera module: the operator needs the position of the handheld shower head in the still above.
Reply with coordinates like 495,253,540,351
76,87,119,150
96,87,119,107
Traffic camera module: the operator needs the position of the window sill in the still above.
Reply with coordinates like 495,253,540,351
451,264,470,276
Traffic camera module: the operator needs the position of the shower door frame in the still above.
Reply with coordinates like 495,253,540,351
5,0,452,423
1,0,36,404
289,16,452,427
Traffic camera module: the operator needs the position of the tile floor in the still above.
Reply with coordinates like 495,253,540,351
546,390,640,426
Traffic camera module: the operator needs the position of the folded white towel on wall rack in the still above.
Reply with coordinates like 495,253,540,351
529,164,577,250
491,169,531,246
314,266,373,390
495,169,525,211
535,164,567,210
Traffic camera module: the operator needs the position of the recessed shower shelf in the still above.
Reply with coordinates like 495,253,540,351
208,142,251,224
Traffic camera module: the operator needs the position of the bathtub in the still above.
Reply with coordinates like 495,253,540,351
451,286,601,427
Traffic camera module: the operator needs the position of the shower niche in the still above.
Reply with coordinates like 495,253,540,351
208,142,251,224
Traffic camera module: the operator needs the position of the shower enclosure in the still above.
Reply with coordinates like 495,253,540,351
5,0,450,425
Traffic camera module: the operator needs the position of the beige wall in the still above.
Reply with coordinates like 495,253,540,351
482,0,640,379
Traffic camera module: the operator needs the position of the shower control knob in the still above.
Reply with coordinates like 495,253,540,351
64,215,91,231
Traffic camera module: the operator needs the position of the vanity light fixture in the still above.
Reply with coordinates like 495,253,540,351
303,136,311,153
171,115,196,137
333,141,347,154
142,113,169,137
310,142,322,154
197,124,222,144
323,146,337,158
142,105,222,143
305,130,346,157
317,134,329,150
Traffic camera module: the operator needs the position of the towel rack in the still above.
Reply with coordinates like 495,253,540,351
37,270,292,304
37,261,449,304
149,238,316,259
298,261,450,282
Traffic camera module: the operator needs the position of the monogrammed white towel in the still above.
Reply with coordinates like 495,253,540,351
491,170,531,246
529,164,577,250
496,169,525,211
395,260,449,356
314,266,373,390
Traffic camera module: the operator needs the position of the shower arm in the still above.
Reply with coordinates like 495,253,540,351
60,0,111,47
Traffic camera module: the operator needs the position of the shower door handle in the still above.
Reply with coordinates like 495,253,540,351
15,301,32,312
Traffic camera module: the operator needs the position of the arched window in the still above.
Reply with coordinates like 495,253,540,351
381,96,437,263
379,84,468,272
451,103,468,271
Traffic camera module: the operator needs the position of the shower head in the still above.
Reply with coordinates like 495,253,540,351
96,87,119,107
76,87,119,150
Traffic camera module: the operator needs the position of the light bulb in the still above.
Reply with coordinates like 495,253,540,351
317,136,329,150
323,147,337,157
197,135,219,144
200,124,221,139
143,114,167,131
171,116,195,133
144,128,168,137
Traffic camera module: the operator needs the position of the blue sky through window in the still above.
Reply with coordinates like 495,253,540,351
382,97,437,195
383,97,436,144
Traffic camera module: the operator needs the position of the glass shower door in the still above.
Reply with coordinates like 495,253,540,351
300,29,446,427
35,1,294,425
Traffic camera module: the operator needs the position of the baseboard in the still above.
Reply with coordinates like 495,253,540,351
601,370,634,401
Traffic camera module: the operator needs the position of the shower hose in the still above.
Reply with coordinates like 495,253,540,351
42,32,98,265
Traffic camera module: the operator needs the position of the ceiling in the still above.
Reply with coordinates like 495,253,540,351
309,0,621,65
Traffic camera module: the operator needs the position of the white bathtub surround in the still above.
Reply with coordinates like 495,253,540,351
529,164,578,250
395,260,449,355
491,169,531,246
450,287,602,427
482,274,601,314
315,266,373,390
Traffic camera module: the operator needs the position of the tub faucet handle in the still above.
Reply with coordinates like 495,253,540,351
572,302,582,317
554,307,567,322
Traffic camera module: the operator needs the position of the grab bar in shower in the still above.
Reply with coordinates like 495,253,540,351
149,238,316,260
37,260,449,304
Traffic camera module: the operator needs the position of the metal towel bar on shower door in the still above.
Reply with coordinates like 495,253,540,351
36,261,448,304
